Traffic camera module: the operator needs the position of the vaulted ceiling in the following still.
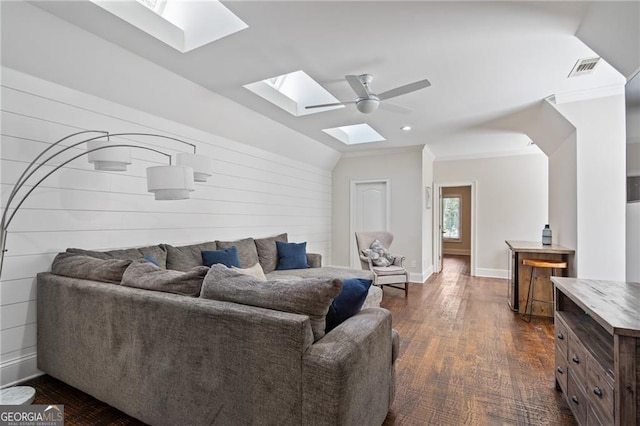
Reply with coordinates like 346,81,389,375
28,1,633,160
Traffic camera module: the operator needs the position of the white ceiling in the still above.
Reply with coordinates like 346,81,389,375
31,1,628,159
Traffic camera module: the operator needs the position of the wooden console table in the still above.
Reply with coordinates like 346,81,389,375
505,240,574,317
552,277,640,425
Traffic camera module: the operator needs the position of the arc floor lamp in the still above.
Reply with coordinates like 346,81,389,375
0,130,214,279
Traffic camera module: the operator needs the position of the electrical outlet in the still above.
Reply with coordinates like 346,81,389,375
411,260,417,268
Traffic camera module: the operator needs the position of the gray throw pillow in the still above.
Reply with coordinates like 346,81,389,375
255,233,288,274
121,259,209,297
362,239,395,267
162,242,217,271
51,253,131,284
201,264,342,342
216,238,259,268
66,245,167,269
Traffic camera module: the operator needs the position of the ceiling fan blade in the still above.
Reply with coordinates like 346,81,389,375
377,79,431,101
379,102,412,115
305,102,345,109
345,75,370,98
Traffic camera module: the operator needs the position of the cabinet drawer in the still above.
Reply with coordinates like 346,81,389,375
555,315,569,358
568,334,588,382
568,371,588,425
587,357,614,425
555,345,568,394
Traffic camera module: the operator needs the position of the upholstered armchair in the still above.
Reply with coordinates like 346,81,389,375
355,231,409,296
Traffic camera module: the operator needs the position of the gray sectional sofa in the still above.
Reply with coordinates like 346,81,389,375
37,233,396,425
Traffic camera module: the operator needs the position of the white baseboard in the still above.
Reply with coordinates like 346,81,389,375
443,248,471,256
1,353,43,388
410,265,433,284
475,268,508,279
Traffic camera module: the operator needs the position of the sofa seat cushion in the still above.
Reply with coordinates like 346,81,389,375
267,266,373,281
372,265,406,276
121,260,208,297
162,242,217,271
216,238,259,268
66,245,167,269
254,233,288,274
201,264,341,342
51,253,131,284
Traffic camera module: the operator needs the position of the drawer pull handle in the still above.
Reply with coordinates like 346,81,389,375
572,355,580,364
557,333,564,340
571,395,579,404
593,387,603,398
556,366,564,374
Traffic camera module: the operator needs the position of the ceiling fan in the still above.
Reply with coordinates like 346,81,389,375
306,74,431,114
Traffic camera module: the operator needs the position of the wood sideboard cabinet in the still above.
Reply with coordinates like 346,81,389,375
553,277,640,426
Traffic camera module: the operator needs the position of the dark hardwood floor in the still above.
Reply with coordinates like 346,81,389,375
381,255,576,425
23,255,576,425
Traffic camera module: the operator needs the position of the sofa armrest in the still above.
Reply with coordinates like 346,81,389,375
302,308,395,425
37,273,315,425
306,252,322,268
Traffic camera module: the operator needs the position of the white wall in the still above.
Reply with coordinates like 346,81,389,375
434,153,548,278
421,147,435,281
548,133,578,277
331,149,423,281
0,68,333,386
552,95,627,281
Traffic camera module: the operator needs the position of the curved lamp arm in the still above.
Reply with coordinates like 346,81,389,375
0,130,201,280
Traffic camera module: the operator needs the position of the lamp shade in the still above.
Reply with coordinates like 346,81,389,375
87,140,132,171
175,153,213,182
146,165,195,200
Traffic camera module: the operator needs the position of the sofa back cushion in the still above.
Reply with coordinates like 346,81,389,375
201,264,342,342
162,242,217,271
51,253,131,283
216,238,259,269
66,245,167,269
254,233,288,274
121,259,208,296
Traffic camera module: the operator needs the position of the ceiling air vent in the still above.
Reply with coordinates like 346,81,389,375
568,57,601,78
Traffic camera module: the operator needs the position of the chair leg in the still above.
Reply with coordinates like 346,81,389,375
404,281,409,298
522,267,536,322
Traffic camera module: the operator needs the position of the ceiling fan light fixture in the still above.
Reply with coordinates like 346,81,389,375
356,97,380,114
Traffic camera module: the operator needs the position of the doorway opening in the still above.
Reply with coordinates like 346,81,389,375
433,182,476,275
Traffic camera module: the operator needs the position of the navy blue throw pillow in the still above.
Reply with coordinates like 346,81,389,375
201,246,241,268
325,278,372,332
275,241,309,270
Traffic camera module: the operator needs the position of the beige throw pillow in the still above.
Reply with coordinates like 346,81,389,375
232,263,267,281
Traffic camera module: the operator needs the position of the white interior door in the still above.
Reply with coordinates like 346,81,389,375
350,180,390,268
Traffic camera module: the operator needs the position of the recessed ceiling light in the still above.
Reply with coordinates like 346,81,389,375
401,125,412,132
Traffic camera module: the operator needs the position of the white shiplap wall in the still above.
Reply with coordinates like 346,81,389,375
0,67,333,386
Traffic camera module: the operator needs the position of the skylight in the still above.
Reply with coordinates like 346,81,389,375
91,0,248,53
244,70,344,116
322,124,386,145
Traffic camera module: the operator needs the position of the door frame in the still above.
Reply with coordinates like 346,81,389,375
349,179,391,269
433,181,477,276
